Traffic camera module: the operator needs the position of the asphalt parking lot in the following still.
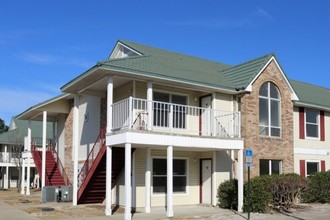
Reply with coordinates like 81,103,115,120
1,188,330,219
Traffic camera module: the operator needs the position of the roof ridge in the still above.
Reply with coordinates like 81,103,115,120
230,53,274,68
118,39,232,68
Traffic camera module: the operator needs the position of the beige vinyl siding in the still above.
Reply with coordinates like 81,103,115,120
134,148,200,207
78,95,100,161
215,150,232,185
213,93,234,112
293,107,330,150
114,81,133,103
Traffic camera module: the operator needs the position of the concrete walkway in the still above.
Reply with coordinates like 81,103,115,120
0,200,39,220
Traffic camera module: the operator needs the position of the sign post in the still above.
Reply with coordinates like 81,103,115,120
245,149,253,220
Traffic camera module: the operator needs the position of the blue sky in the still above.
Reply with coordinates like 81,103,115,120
1,0,330,124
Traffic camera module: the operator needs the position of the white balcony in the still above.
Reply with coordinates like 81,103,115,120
0,152,20,164
111,97,241,139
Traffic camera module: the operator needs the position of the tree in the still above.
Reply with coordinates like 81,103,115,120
0,118,9,133
9,128,24,192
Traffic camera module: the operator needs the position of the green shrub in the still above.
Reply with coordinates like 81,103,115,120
301,171,330,203
217,179,238,210
243,175,273,213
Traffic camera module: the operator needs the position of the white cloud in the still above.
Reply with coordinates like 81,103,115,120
20,52,57,64
256,8,274,22
0,87,57,125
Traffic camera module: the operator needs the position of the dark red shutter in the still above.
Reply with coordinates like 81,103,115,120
321,160,326,172
299,107,305,139
320,111,325,141
300,160,306,177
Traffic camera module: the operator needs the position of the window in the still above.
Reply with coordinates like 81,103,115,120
306,161,319,176
153,92,187,128
305,109,319,138
152,158,187,193
260,159,282,175
259,82,281,137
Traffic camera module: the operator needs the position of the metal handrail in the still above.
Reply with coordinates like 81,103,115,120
48,140,71,186
31,139,50,186
77,127,106,188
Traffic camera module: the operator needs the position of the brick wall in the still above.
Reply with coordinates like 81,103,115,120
240,60,294,177
64,100,74,183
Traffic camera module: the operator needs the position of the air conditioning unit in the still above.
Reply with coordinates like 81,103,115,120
58,186,73,202
42,186,59,203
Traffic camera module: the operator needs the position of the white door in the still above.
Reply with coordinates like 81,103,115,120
201,96,212,135
201,159,212,204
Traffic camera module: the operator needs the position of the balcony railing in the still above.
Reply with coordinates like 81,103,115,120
112,97,241,138
0,152,20,163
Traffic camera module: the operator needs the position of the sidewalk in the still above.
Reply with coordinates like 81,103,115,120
1,189,330,219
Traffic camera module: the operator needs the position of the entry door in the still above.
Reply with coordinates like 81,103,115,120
200,96,212,135
201,159,212,204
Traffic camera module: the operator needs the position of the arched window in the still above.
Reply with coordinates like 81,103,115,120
259,82,281,137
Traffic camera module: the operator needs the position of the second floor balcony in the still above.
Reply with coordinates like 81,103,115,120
111,97,241,138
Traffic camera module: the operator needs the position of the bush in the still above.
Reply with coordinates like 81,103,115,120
268,174,308,210
243,175,273,213
301,171,330,203
217,179,238,210
218,174,308,213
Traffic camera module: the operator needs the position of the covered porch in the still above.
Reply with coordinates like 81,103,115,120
105,131,244,220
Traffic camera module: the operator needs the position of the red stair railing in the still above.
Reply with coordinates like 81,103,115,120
49,140,71,186
31,139,50,186
77,127,106,188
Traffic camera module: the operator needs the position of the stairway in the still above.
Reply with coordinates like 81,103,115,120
32,150,68,186
77,147,126,204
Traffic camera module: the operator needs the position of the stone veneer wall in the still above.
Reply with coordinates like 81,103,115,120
64,100,74,183
240,61,294,178
100,98,107,129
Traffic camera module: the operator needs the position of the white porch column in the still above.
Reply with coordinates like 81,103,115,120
105,146,112,216
212,151,217,206
4,145,8,189
166,145,173,217
145,147,151,213
72,95,80,206
147,81,153,131
107,76,113,134
125,143,132,220
230,150,235,179
21,157,25,194
4,165,9,189
237,149,244,212
41,111,47,189
27,121,31,195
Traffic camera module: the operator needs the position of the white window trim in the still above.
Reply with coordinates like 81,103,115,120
151,156,189,196
261,159,282,175
304,109,321,140
259,82,281,138
305,160,320,177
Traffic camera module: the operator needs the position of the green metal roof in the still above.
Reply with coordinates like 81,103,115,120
290,80,330,109
0,118,53,145
222,53,274,90
60,39,330,110
99,40,235,90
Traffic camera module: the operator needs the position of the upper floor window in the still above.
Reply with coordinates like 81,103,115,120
305,109,319,138
299,107,325,141
259,82,281,137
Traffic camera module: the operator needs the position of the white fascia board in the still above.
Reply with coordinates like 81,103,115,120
294,102,330,112
106,131,244,150
245,57,299,101
295,147,330,156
